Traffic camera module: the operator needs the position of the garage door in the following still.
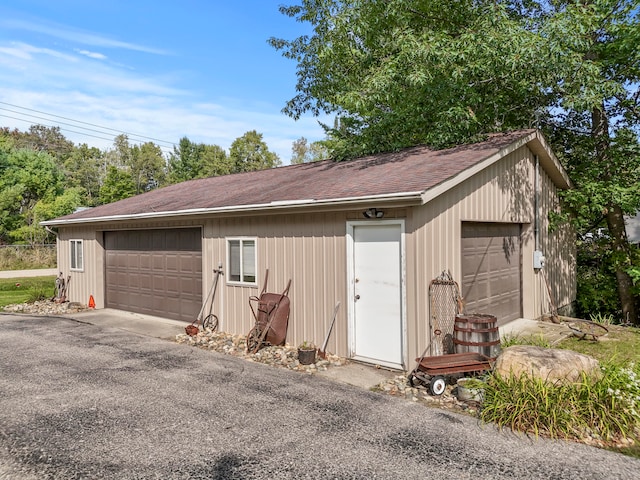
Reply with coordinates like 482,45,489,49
461,223,521,325
105,229,202,322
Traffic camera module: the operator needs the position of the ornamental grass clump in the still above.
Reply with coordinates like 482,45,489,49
480,362,640,447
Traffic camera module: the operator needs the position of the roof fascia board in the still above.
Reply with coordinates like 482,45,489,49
528,130,572,189
41,191,424,227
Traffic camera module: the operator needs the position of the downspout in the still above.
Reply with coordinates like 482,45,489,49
533,155,544,268
534,155,540,252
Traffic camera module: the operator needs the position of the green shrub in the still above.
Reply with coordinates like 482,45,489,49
590,312,617,325
480,362,640,447
574,238,621,320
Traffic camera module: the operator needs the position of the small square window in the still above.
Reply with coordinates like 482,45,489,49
70,239,84,271
228,238,256,284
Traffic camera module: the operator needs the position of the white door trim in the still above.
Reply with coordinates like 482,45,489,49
346,219,407,370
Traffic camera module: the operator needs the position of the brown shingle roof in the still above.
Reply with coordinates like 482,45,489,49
47,130,539,224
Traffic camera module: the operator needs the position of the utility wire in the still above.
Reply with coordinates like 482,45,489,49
0,114,175,156
0,107,174,149
0,101,177,149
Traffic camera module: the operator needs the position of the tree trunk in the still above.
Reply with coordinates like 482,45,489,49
605,205,638,325
592,106,639,325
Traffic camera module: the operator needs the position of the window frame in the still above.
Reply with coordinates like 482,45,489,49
70,239,84,272
226,237,257,286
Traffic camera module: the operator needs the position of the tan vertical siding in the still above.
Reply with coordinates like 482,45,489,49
201,212,349,356
538,170,576,314
57,226,104,308
406,145,574,363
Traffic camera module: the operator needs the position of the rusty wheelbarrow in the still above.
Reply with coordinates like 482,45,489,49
246,270,291,354
407,352,493,396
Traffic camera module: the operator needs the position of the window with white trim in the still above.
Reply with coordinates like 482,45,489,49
227,238,256,284
70,239,84,271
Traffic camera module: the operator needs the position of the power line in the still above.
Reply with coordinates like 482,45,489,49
0,107,173,148
0,101,177,148
0,113,174,155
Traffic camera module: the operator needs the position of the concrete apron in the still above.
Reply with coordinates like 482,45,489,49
63,308,186,340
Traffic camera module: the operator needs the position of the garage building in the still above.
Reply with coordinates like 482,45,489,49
44,129,575,370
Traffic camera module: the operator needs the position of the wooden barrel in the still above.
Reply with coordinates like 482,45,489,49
453,314,501,359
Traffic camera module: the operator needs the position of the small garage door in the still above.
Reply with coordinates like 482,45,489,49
105,229,202,322
461,223,521,325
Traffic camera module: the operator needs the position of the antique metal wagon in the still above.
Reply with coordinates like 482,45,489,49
407,352,493,396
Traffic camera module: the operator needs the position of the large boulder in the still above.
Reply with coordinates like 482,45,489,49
493,345,600,384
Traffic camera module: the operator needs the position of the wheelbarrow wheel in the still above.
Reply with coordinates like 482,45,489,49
202,314,218,331
246,326,261,353
428,376,447,396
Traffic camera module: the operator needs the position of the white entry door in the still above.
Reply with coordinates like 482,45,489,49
349,221,404,369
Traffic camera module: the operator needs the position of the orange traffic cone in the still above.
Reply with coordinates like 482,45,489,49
88,295,96,309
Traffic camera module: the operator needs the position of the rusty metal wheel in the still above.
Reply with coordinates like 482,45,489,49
246,327,262,353
565,319,608,341
202,314,218,331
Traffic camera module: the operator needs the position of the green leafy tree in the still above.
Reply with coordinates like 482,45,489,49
99,165,137,204
63,144,104,205
200,143,233,178
167,137,232,184
0,148,65,244
270,1,548,157
129,142,166,193
14,187,85,244
229,130,281,173
102,135,166,196
291,137,329,164
11,125,74,162
271,0,640,323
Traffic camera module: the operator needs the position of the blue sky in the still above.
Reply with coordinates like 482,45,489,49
0,0,328,162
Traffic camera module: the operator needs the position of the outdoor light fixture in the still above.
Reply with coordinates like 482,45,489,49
363,208,384,219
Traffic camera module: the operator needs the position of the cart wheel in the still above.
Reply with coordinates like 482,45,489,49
246,327,261,353
428,376,446,396
202,314,218,331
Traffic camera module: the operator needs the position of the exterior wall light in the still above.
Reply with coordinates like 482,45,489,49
363,208,384,219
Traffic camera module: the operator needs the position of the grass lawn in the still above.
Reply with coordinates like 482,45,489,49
557,324,640,365
0,276,56,308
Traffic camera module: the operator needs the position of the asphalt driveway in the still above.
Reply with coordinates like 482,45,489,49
0,314,638,479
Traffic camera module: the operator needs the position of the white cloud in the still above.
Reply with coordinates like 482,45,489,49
0,18,168,55
76,49,107,60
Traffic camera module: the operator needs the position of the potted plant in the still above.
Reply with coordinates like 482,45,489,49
297,340,316,365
